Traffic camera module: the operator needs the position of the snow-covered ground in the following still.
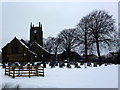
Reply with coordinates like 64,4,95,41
0,63,118,89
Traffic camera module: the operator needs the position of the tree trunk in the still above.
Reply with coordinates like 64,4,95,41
55,51,57,61
96,37,101,60
67,44,71,59
85,31,88,62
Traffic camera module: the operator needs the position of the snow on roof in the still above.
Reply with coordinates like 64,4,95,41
34,42,50,54
18,39,37,56
18,40,29,49
28,50,37,56
24,40,29,44
50,52,55,55
18,39,37,55
2,37,16,49
2,37,29,49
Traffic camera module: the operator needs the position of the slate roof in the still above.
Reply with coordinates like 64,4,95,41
2,37,50,56
19,40,29,49
31,42,50,54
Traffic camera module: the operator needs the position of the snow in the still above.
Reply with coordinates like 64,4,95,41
28,50,37,56
34,42,50,54
0,63,118,89
19,40,29,49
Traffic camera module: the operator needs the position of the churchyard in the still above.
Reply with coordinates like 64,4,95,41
0,62,118,89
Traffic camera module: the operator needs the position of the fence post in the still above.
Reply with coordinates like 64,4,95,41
12,67,15,78
5,66,6,75
9,66,10,76
29,66,30,78
18,66,20,77
31,66,32,76
43,67,44,77
35,66,38,76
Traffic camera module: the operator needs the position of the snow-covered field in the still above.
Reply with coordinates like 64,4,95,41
0,63,118,89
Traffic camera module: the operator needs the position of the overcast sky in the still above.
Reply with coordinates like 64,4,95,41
1,2,118,53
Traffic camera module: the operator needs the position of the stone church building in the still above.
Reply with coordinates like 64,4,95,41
2,22,50,63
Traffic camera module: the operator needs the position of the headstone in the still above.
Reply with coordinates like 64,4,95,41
59,63,63,68
98,62,102,66
32,62,34,66
93,62,97,67
20,62,27,66
37,63,41,66
30,61,34,66
62,63,65,67
55,63,58,66
49,62,52,66
77,66,81,68
50,61,55,68
27,64,31,69
27,64,30,68
14,62,19,67
43,63,46,68
11,63,16,70
74,63,78,68
67,63,71,68
84,63,87,68
105,63,107,66
80,62,84,65
74,63,81,68
87,62,92,67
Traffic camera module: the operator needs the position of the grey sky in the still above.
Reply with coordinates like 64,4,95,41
0,2,2,51
1,2,118,52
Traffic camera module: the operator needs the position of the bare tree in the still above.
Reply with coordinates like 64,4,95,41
58,28,79,59
78,10,116,60
43,37,53,53
43,36,62,61
77,17,89,62
77,16,95,62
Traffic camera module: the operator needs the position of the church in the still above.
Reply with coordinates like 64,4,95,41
2,22,51,63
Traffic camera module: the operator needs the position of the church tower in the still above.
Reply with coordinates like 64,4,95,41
30,22,43,46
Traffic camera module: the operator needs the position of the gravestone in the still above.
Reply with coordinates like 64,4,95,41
20,62,27,66
43,62,46,68
62,63,65,67
105,63,107,66
93,62,97,67
98,62,102,66
74,62,78,68
55,62,58,66
67,63,71,68
74,63,81,68
87,62,92,67
32,62,34,66
80,62,84,65
30,61,34,66
59,62,63,68
84,63,87,68
36,63,41,66
14,62,19,67
11,63,16,70
50,61,55,68
27,64,30,66
27,64,31,69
